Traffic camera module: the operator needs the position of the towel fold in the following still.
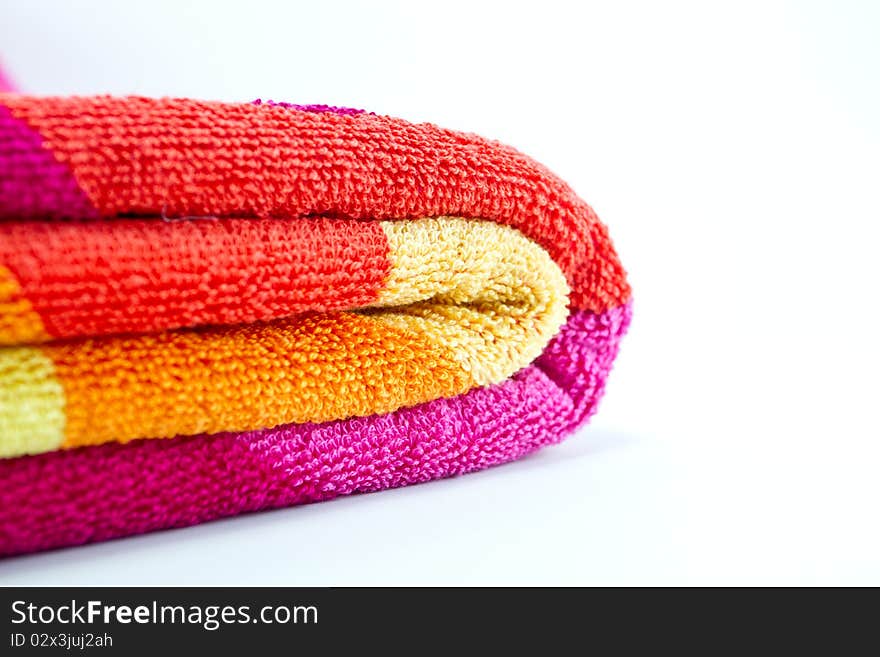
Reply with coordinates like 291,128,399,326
0,94,631,555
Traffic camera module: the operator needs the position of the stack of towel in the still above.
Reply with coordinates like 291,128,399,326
0,93,631,555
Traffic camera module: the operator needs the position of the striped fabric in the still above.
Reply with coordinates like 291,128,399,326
0,94,631,555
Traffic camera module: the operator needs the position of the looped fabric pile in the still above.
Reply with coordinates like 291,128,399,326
0,86,631,556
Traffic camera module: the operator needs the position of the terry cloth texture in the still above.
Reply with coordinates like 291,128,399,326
0,94,631,556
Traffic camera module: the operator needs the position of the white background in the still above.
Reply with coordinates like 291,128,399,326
0,0,877,585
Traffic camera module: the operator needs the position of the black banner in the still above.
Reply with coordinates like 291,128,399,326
4,586,862,652
1,587,596,652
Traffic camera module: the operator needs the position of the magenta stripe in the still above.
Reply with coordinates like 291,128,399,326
252,99,367,116
0,105,99,220
0,304,630,556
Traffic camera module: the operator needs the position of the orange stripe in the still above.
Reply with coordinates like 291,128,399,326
48,312,469,449
0,265,50,344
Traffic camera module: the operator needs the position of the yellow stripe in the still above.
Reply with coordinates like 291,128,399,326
374,218,570,387
0,346,65,457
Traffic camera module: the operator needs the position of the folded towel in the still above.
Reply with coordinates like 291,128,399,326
0,94,631,555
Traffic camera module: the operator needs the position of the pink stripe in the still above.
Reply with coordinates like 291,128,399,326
0,304,630,556
252,99,367,115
